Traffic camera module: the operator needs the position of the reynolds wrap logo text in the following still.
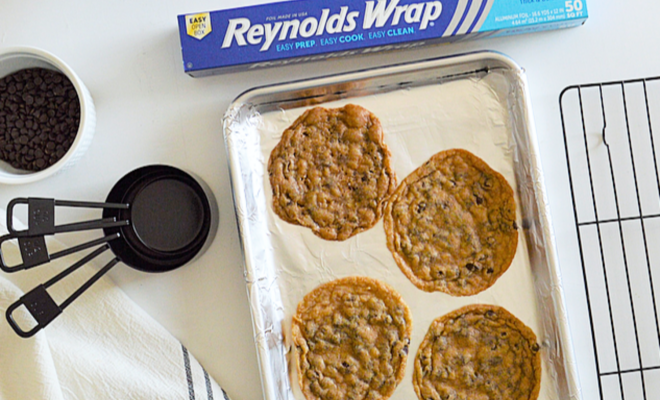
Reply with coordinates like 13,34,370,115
221,0,442,51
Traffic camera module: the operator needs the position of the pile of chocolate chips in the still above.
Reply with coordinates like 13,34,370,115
0,68,80,171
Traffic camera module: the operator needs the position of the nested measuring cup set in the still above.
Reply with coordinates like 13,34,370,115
0,165,218,337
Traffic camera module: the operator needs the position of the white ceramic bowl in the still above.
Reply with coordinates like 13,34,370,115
0,46,96,184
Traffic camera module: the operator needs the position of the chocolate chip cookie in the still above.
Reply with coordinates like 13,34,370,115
384,149,518,296
268,104,396,241
292,276,412,400
413,304,541,400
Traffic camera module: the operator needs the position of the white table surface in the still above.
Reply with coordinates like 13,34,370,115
0,1,653,399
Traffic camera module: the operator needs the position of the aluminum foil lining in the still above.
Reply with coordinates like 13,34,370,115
223,51,581,400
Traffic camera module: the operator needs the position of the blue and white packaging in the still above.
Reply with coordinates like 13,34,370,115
178,0,587,76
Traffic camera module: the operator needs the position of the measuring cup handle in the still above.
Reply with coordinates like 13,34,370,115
4,245,119,338
0,233,120,273
6,197,129,237
0,234,51,273
6,285,61,338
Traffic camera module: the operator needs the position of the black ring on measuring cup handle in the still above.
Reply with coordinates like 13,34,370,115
5,292,51,338
102,165,213,273
0,234,23,273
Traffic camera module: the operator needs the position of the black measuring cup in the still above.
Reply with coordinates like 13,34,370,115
0,165,217,337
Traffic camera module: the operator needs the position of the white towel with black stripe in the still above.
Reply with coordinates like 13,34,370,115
0,213,230,400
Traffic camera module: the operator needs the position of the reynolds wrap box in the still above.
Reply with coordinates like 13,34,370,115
178,0,587,76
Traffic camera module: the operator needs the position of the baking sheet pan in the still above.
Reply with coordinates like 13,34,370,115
223,51,580,400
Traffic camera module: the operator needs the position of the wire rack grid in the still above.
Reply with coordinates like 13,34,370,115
560,77,660,400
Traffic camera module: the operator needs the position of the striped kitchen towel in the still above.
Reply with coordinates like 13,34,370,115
0,213,230,400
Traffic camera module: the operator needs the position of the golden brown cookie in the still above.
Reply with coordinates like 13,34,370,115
413,304,541,400
384,149,518,296
268,104,397,241
292,276,412,400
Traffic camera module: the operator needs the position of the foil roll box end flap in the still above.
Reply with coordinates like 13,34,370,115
223,51,581,400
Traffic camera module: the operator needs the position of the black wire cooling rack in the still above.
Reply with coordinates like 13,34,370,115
560,77,660,400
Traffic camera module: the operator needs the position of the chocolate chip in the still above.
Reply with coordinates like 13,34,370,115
465,263,478,272
0,68,79,171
